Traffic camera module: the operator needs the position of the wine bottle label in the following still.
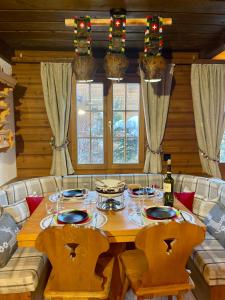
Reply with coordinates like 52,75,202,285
163,183,171,193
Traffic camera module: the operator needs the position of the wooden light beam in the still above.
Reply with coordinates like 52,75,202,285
65,17,172,27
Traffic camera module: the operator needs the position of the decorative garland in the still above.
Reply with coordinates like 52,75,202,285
73,16,92,56
108,13,126,54
146,143,163,155
199,148,219,163
50,136,70,151
144,16,163,57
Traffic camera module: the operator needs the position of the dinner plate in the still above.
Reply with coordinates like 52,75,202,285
132,187,155,196
128,187,155,198
145,206,177,220
40,211,107,229
57,210,88,224
62,189,84,198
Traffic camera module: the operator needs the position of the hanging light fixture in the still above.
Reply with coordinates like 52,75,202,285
140,16,167,83
72,16,97,82
104,9,129,81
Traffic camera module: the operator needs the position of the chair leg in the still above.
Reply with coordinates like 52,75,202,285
119,275,129,300
168,296,173,300
177,292,185,300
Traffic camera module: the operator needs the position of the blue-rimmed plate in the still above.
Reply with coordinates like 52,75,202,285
57,210,88,224
62,189,84,198
129,187,155,198
145,206,177,220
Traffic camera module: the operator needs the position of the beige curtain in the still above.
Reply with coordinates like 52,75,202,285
191,64,225,178
140,64,175,173
41,62,74,176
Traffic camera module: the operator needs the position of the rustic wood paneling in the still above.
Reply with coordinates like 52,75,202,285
163,64,201,175
13,51,202,178
13,62,52,177
1,1,225,55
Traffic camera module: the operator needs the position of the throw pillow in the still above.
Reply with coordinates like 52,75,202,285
193,195,218,221
0,213,19,268
26,196,43,215
174,192,195,212
3,200,30,226
204,202,225,248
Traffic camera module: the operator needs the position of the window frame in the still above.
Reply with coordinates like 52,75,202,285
69,74,145,174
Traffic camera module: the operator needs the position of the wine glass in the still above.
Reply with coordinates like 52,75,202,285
55,186,64,213
45,202,54,215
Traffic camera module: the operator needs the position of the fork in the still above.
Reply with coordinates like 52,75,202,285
136,208,144,226
92,212,98,228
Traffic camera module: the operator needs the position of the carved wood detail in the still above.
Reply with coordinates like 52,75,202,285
0,71,16,152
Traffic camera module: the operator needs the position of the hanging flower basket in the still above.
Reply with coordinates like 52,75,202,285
73,55,97,82
140,55,167,82
104,53,129,81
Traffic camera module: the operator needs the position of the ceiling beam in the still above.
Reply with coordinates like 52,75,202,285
200,43,225,59
0,38,14,63
65,17,172,27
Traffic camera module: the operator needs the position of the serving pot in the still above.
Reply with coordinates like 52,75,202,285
95,178,126,195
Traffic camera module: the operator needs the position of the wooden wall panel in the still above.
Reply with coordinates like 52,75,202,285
163,65,202,175
13,63,52,178
13,52,203,178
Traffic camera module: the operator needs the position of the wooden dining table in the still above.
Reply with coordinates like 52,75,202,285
17,191,204,247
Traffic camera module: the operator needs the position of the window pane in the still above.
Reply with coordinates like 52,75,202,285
113,83,125,110
113,112,125,138
76,83,89,109
91,84,103,111
126,83,140,110
126,112,139,138
78,138,90,164
77,112,90,137
76,83,104,164
91,112,103,137
220,131,225,162
113,138,125,163
91,138,104,163
112,83,140,164
126,138,138,163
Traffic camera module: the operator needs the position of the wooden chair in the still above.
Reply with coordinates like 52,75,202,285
35,225,114,300
120,221,205,300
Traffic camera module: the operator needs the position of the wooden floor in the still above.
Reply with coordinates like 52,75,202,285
125,290,196,300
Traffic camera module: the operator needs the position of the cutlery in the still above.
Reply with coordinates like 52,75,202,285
180,211,187,222
92,212,98,228
47,214,55,228
95,178,107,187
136,208,144,226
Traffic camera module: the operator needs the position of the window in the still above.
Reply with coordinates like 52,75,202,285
220,132,225,162
112,83,140,164
76,83,104,164
71,81,144,172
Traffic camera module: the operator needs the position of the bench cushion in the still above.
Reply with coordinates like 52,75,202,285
0,213,19,268
204,202,225,248
192,231,225,286
3,200,30,226
0,247,47,294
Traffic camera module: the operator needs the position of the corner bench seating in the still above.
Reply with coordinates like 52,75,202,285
0,173,225,300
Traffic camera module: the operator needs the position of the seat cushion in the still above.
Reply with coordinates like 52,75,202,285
120,249,148,291
3,200,30,226
204,202,225,248
0,213,19,268
0,247,47,294
192,231,225,286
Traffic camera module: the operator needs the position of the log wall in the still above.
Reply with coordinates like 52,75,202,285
12,51,203,178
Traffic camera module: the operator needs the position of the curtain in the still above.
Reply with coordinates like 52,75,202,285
191,64,225,178
140,64,175,173
41,62,74,176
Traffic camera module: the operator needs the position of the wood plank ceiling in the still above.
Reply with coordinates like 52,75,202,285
0,0,225,59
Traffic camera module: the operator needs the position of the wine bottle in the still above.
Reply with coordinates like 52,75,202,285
163,159,174,207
